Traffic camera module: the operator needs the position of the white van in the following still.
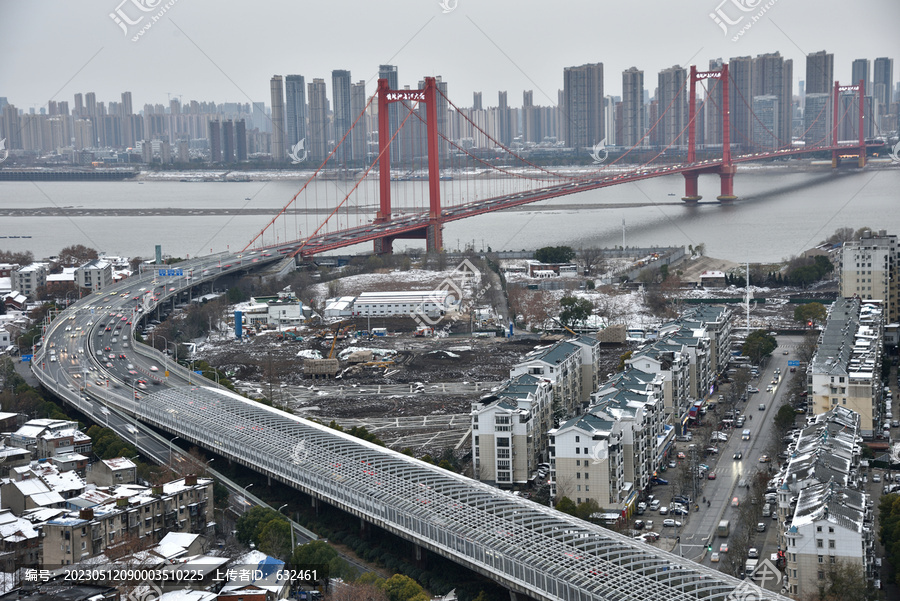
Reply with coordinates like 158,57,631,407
762,503,772,517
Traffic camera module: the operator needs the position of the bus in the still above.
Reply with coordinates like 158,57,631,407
717,520,730,537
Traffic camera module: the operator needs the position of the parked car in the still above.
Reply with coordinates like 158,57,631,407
659,506,669,515
662,519,682,528
748,548,759,559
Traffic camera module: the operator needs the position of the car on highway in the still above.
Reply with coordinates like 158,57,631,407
731,497,740,507
710,552,720,562
733,451,743,460
783,350,789,355
150,366,159,372
719,543,729,553
759,454,771,463
708,472,717,480
759,403,766,411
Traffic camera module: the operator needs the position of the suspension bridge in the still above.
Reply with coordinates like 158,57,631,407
243,62,884,259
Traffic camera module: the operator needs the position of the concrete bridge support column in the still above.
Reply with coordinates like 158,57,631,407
717,166,737,202
360,518,369,539
681,172,701,202
311,497,320,515
426,221,443,253
374,236,394,255
413,543,427,567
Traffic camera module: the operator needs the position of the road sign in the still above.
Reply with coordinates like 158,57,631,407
20,354,33,362
788,360,799,366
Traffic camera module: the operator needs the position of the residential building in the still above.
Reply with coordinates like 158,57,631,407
783,480,869,599
74,259,113,292
10,419,91,459
751,52,793,148
284,74,307,150
838,230,898,323
751,95,779,151
307,78,328,164
0,477,66,515
41,475,214,566
563,63,604,150
510,340,583,416
804,93,831,147
657,65,688,148
471,374,553,486
0,509,40,572
678,305,734,376
549,411,625,508
873,57,894,129
332,70,352,165
807,298,884,437
626,342,690,431
621,67,644,148
269,75,285,161
728,56,753,150
12,263,47,298
88,457,138,487
806,50,834,95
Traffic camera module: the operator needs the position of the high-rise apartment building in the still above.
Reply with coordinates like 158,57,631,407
622,67,644,148
751,52,792,148
222,119,235,163
806,50,834,94
728,56,752,150
873,57,894,129
851,58,870,95
307,78,328,164
751,95,779,151
270,75,286,161
497,91,512,146
235,119,247,161
839,230,899,323
332,70,352,165
379,65,401,162
285,74,307,151
803,93,831,147
208,120,222,162
657,65,687,148
563,63,604,150
704,59,724,146
350,80,367,163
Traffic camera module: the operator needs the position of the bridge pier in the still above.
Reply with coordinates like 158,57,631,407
374,236,394,255
426,221,443,253
681,172,701,203
716,166,737,202
360,518,369,539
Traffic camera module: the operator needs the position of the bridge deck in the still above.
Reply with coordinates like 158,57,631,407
137,385,788,601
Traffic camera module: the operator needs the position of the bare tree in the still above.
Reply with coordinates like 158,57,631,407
579,247,605,276
329,583,390,601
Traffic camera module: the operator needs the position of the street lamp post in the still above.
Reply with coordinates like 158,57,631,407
156,334,170,376
243,483,254,514
278,503,295,552
169,436,179,468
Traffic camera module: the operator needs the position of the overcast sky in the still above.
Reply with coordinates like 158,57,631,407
1,0,898,111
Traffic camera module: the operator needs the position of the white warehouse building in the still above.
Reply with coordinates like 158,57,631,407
352,290,451,318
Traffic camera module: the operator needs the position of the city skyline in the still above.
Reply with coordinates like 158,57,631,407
1,0,898,110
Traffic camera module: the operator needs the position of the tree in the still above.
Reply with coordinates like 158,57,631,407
534,246,575,264
742,330,777,364
236,505,286,547
258,518,292,560
803,559,872,601
774,404,797,435
575,498,601,521
330,583,389,601
58,244,99,267
579,247,604,275
555,496,578,516
382,574,429,601
793,302,827,327
559,295,593,328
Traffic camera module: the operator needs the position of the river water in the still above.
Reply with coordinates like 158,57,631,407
0,165,897,263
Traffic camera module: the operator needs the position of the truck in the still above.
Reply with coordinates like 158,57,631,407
745,558,759,577
372,327,388,337
717,520,730,537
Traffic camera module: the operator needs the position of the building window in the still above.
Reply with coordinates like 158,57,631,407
576,473,581,479
828,540,835,548
577,485,581,492
584,472,589,480
817,571,824,580
585,485,589,492
816,539,823,548
818,555,823,563
828,527,834,533
576,460,580,466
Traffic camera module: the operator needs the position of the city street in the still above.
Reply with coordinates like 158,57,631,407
646,336,805,573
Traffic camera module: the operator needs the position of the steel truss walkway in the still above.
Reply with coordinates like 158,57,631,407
134,385,789,601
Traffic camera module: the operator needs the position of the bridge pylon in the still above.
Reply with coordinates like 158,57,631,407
831,79,866,169
376,77,444,255
684,63,736,202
